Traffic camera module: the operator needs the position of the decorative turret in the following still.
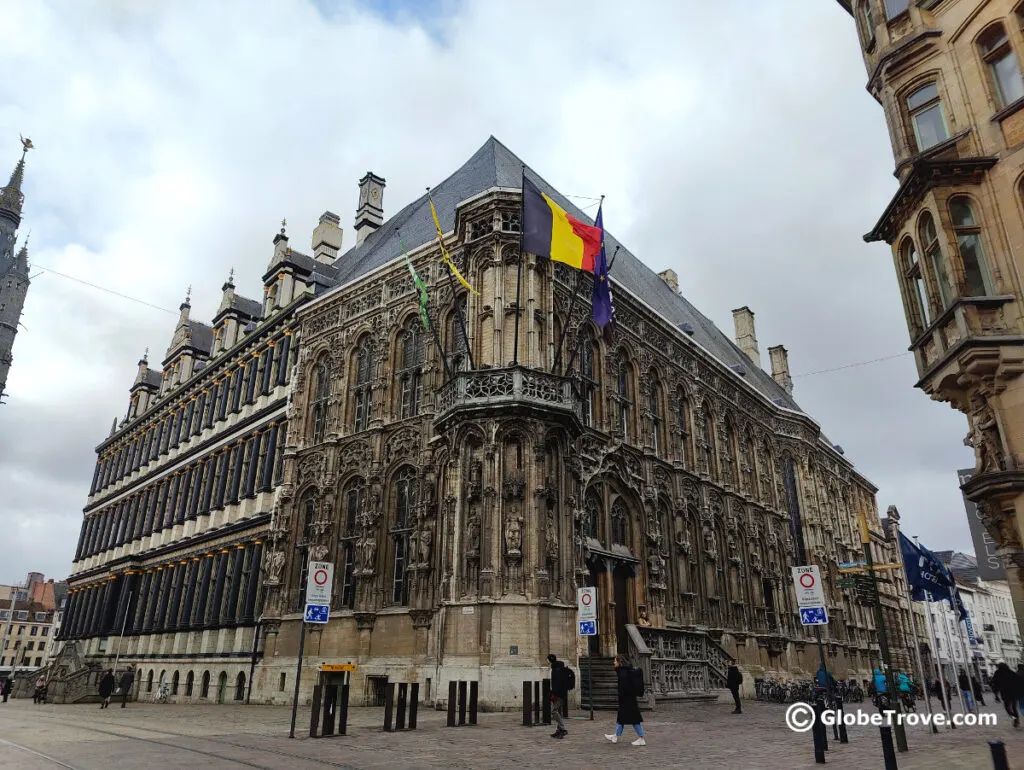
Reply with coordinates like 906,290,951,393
0,137,33,404
355,172,385,245
0,135,30,230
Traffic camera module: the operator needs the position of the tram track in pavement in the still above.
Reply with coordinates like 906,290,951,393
0,709,361,770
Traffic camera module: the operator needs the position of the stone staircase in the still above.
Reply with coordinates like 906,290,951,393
579,656,619,711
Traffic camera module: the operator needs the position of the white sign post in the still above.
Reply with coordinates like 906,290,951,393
791,565,828,626
304,561,334,624
577,587,597,636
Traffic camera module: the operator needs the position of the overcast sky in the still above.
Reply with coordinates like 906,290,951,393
0,0,977,584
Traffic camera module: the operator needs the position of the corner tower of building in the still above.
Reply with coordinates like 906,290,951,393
0,136,32,403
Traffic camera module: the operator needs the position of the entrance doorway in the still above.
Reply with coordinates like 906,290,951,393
613,564,633,654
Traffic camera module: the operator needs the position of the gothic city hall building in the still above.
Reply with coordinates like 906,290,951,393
839,0,1024,633
59,137,911,707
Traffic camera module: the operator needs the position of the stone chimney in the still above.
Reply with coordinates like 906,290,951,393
355,172,386,246
731,306,760,369
768,345,793,395
658,269,679,293
312,211,343,263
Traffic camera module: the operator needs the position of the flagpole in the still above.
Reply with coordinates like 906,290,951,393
563,244,620,378
951,592,978,714
921,589,953,727
398,229,453,382
512,167,526,367
893,518,937,732
552,272,586,375
937,590,967,713
426,190,475,371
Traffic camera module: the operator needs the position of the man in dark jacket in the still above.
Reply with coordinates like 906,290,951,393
98,669,115,709
118,667,135,709
727,660,743,714
605,655,645,745
0,678,10,703
547,654,570,739
991,662,1021,728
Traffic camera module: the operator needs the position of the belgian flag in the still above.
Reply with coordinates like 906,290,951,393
522,176,603,272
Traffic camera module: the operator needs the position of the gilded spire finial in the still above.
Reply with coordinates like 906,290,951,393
19,135,33,157
280,218,287,236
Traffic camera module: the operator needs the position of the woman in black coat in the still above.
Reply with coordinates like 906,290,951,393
98,669,116,709
604,655,646,746
991,662,1022,728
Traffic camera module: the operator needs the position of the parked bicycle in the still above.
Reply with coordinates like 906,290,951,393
155,682,170,704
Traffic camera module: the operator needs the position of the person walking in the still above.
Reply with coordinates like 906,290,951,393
958,669,974,712
547,654,574,739
605,655,645,746
98,669,115,709
0,678,10,703
727,660,743,714
33,676,46,705
990,662,1021,728
118,667,135,709
971,674,986,707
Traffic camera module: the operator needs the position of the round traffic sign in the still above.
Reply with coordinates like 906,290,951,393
799,573,815,589
314,568,329,586
581,592,593,607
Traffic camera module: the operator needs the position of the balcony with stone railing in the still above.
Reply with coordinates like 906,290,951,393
625,623,732,707
434,366,581,429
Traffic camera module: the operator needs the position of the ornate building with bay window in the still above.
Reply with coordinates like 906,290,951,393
838,0,1024,634
254,137,911,708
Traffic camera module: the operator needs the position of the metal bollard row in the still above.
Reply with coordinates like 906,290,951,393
383,682,419,733
446,680,478,727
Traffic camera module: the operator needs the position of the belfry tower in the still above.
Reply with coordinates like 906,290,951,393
0,136,32,403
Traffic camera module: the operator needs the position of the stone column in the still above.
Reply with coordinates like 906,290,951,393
112,573,132,634
192,556,215,628
207,551,230,627
224,545,247,626
132,571,152,634
241,542,263,625
167,563,187,631
180,559,200,631
86,585,102,637
143,568,163,633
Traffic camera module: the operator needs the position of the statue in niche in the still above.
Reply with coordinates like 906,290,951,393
505,514,523,555
264,550,285,584
648,551,666,583
703,526,718,560
309,544,329,562
727,535,740,563
546,511,558,561
358,532,377,573
969,393,1005,473
418,524,434,566
466,510,481,557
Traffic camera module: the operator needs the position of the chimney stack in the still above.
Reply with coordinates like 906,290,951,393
355,172,386,246
312,211,343,263
731,306,761,369
658,269,679,294
768,345,793,395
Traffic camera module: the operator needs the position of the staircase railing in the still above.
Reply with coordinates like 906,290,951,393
627,624,732,701
625,625,656,709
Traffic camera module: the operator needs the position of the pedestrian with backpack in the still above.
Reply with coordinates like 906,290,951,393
547,653,575,739
605,654,645,746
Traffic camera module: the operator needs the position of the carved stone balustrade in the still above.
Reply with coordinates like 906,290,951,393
625,623,732,706
435,366,581,429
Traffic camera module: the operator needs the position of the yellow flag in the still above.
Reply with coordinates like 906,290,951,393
428,194,479,296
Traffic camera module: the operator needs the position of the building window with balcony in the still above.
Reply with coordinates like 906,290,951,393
919,212,953,311
397,319,424,419
351,337,375,432
907,82,949,152
900,237,931,332
310,357,330,444
389,467,416,607
980,24,1024,109
949,196,994,297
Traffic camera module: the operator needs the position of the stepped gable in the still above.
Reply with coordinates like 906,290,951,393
331,136,802,412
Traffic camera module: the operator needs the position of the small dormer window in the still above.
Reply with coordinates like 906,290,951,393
500,211,521,233
469,217,492,240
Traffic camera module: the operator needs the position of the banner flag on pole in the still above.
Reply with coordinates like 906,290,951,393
428,192,478,296
399,233,431,331
591,202,616,343
899,532,968,620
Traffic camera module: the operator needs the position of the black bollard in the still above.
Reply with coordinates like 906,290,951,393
448,681,457,727
542,678,552,725
990,740,1009,770
533,681,540,725
879,725,898,770
812,702,827,764
469,681,478,725
339,678,350,736
409,683,419,730
309,683,323,739
396,683,408,731
458,680,468,726
836,696,848,744
322,684,338,736
383,682,395,733
522,681,532,727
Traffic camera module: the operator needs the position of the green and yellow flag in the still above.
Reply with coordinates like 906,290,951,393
399,233,431,331
428,191,479,296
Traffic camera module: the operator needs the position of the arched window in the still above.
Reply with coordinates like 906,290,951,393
761,440,776,507
200,670,210,698
447,295,469,372
614,351,634,441
338,477,364,610
583,493,600,541
906,82,949,152
171,671,179,695
577,330,599,428
701,404,717,479
390,467,417,606
234,672,246,701
185,671,194,697
900,237,931,331
352,337,375,432
725,417,738,486
919,212,952,311
610,499,630,547
949,197,993,297
648,371,664,455
293,492,316,595
310,357,330,444
146,669,154,692
675,388,693,468
979,24,1024,108
741,427,755,495
397,319,425,419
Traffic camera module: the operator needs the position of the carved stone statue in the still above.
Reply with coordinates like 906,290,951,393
505,514,523,555
264,550,286,584
703,526,717,560
546,513,558,560
466,511,481,557
418,525,433,566
309,544,329,562
970,393,1004,473
358,533,377,573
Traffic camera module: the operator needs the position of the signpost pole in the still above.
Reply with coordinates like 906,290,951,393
577,587,597,721
289,621,307,739
290,560,334,739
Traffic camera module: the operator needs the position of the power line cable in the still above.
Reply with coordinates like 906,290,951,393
32,264,178,315
792,351,912,378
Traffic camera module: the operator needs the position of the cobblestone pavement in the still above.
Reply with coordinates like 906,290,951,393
0,696,1021,769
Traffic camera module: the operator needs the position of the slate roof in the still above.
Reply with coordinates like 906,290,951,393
187,321,214,356
231,294,264,321
143,369,162,389
329,136,803,413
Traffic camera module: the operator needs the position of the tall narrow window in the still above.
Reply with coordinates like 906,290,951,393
583,493,600,541
352,338,374,432
397,319,424,419
294,493,316,596
390,468,416,606
339,478,364,610
701,405,717,479
980,24,1024,108
901,238,931,331
577,331,598,428
858,1,875,49
614,353,633,441
310,358,330,444
919,212,952,310
648,372,663,455
610,499,629,547
907,83,949,151
884,0,908,20
675,388,692,468
949,197,994,297
447,295,469,372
